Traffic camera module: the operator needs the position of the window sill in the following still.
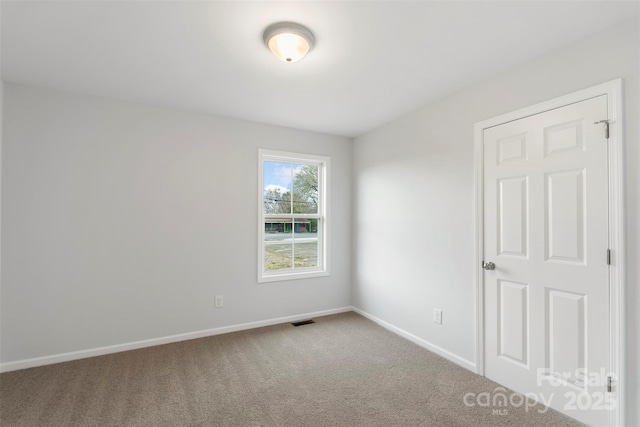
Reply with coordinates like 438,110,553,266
258,269,330,283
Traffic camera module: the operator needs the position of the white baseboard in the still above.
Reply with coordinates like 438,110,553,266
0,306,353,373
1,306,476,374
351,306,476,372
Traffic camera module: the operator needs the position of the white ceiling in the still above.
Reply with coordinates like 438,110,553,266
2,1,638,137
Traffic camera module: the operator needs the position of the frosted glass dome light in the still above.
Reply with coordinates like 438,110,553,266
263,22,315,63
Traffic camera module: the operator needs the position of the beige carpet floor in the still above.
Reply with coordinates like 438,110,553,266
0,312,581,426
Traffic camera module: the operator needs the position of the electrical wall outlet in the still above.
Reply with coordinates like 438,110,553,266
433,308,443,325
215,295,224,308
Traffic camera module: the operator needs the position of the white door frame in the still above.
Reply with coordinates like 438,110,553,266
473,79,625,426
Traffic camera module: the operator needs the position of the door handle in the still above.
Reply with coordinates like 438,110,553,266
482,261,496,270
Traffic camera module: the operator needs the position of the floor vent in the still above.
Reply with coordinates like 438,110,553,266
291,319,315,327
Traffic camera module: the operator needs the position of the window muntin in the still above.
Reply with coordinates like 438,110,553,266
259,150,328,282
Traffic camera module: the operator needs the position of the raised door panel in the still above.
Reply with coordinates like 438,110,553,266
545,289,586,390
497,133,527,164
545,169,586,264
544,120,584,158
498,280,529,368
498,176,528,257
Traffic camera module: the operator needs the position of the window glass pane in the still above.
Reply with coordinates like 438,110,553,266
293,241,318,269
294,219,318,268
264,219,292,271
264,219,293,240
264,243,293,271
292,164,318,214
263,161,293,214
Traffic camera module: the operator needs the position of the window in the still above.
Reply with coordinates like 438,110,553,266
258,149,329,282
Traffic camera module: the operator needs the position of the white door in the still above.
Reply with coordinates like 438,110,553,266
483,95,611,426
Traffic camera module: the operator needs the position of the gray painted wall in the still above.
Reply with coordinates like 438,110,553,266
1,84,352,362
352,20,639,424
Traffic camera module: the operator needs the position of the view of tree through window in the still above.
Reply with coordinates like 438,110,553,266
263,161,320,272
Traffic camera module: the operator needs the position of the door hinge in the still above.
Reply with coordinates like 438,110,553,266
607,376,613,393
607,249,612,265
594,120,610,139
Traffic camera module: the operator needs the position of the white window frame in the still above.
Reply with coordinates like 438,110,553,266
258,149,330,283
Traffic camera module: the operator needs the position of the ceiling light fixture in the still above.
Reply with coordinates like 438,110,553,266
263,22,315,63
